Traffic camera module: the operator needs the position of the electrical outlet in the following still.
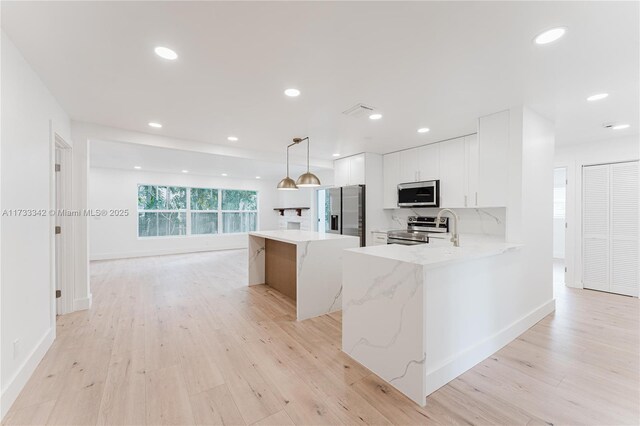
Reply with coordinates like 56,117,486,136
13,339,20,359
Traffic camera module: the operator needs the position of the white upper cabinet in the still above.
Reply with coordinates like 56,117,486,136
439,137,466,208
464,134,479,207
334,156,350,187
334,153,366,187
399,148,420,183
417,144,440,182
381,110,510,210
349,153,366,185
477,110,509,207
383,151,401,208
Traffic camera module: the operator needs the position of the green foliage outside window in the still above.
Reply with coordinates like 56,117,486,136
138,184,257,237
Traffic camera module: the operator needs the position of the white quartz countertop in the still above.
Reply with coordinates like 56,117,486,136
346,234,522,268
249,230,359,244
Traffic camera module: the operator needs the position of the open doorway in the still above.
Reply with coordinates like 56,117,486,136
553,167,567,294
316,189,329,232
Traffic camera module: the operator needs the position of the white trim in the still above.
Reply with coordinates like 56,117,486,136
424,299,556,397
0,327,55,420
73,295,92,311
90,245,246,261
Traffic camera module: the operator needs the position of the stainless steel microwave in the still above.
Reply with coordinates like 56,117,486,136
397,180,440,207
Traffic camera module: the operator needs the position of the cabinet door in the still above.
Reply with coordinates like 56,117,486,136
464,134,479,207
477,111,509,207
399,148,419,183
417,143,440,182
383,152,401,208
349,154,366,185
439,137,465,208
334,158,350,187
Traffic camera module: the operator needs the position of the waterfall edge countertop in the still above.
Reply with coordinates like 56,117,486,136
248,230,358,244
345,234,522,268
248,230,359,321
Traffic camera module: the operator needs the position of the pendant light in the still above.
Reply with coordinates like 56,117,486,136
277,140,299,190
294,137,321,187
277,136,322,190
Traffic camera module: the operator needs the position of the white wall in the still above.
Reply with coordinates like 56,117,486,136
89,167,281,260
553,168,566,259
555,135,639,288
0,32,71,419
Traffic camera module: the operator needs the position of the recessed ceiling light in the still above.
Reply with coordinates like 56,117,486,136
534,27,566,45
221,173,228,176
255,176,261,179
284,88,300,97
587,93,609,102
182,170,189,173
154,46,178,60
148,122,162,128
612,124,630,130
417,128,430,133
227,136,238,141
369,113,382,120
134,166,141,170
332,153,340,157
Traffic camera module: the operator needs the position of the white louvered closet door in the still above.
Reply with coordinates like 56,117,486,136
582,165,610,293
610,161,639,296
582,161,639,296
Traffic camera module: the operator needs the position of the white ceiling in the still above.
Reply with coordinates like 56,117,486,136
90,139,321,180
3,1,638,161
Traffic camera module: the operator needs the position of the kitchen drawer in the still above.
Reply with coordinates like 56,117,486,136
371,232,388,246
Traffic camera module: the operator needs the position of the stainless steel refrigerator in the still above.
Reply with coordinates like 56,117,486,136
327,185,366,247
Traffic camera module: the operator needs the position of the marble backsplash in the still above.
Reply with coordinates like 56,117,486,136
384,207,506,237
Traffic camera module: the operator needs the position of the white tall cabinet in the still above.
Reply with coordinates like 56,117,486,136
582,161,639,296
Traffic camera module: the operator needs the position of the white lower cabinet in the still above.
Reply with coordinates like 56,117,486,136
371,231,388,246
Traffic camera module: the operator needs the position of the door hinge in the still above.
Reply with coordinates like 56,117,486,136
55,164,61,172
565,267,567,273
565,222,568,228
55,290,61,298
55,226,61,235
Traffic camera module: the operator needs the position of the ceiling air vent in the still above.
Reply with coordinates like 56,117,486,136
342,103,376,118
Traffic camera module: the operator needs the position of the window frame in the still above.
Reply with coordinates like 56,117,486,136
136,184,259,238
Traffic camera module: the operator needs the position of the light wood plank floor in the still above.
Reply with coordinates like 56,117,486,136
3,252,639,425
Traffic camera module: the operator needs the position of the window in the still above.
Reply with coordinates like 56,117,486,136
191,188,218,235
137,185,258,237
221,189,258,233
137,185,187,237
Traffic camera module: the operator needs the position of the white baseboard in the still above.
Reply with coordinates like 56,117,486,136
90,244,247,261
73,294,92,311
0,327,55,421
425,298,556,396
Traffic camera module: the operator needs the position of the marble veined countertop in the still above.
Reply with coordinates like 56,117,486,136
346,234,522,268
249,230,359,244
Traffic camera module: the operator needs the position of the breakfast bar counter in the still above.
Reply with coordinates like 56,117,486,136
248,230,359,320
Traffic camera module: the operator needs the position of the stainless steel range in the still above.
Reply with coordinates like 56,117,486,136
387,216,449,245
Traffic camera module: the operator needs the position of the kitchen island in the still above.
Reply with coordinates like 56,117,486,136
248,230,359,321
341,235,555,406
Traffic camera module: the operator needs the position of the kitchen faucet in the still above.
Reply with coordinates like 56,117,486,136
435,208,460,247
